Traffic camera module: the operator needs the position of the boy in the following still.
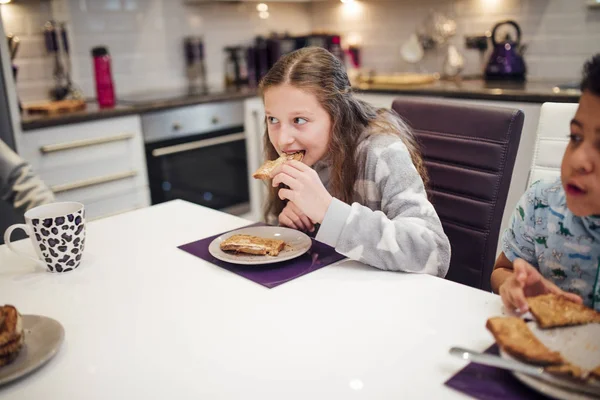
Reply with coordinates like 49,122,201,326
491,54,600,312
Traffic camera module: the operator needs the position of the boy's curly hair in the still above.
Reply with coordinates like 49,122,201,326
581,54,600,96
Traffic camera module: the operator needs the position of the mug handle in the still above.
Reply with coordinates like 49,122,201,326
4,224,45,267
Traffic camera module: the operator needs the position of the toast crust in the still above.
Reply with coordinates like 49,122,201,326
486,317,564,365
252,151,304,180
0,305,24,368
220,234,285,256
527,294,600,328
591,365,600,380
545,363,588,381
0,334,23,357
0,305,22,347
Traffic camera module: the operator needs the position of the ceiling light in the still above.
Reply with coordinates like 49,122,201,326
256,3,268,12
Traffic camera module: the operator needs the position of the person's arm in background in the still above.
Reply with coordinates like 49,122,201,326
0,138,55,215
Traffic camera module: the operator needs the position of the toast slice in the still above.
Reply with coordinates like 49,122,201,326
0,334,24,357
527,294,600,329
545,363,588,381
252,151,304,180
0,305,23,347
220,234,285,256
486,317,564,365
591,365,600,380
0,305,24,369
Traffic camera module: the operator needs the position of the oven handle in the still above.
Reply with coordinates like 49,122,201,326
151,132,245,157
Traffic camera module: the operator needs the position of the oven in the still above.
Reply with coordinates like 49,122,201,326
141,101,250,216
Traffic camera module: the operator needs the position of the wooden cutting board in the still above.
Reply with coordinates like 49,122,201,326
24,99,87,115
359,73,439,86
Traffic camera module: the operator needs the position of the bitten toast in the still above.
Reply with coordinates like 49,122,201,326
545,363,588,381
252,151,304,180
527,294,600,329
0,305,24,368
486,317,564,365
591,365,600,380
220,234,285,256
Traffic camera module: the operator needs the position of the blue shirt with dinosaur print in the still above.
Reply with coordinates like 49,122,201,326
502,179,600,311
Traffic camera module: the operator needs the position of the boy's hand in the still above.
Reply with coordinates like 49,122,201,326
499,258,583,313
278,201,314,232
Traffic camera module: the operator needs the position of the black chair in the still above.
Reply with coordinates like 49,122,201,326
392,98,524,291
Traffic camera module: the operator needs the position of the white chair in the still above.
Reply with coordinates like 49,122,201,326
527,102,579,187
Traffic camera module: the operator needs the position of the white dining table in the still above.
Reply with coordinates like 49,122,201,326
0,200,507,399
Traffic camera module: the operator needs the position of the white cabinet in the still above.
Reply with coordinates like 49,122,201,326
20,116,151,221
244,97,267,222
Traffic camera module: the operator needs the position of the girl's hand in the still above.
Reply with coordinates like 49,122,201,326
271,160,333,224
279,201,314,232
499,258,583,313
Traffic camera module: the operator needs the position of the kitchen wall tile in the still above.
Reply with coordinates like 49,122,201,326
311,0,600,80
2,0,597,103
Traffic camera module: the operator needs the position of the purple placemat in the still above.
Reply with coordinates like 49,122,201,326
445,345,549,399
178,223,345,289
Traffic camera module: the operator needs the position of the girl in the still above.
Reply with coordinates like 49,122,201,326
260,47,450,277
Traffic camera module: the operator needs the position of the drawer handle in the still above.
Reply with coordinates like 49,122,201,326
151,132,245,157
40,133,135,154
51,170,138,194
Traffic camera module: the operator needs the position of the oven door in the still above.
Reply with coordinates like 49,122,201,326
145,127,250,215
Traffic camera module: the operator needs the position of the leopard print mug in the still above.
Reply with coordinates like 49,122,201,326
3,202,86,273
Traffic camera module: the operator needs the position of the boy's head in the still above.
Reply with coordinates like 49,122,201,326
561,54,600,216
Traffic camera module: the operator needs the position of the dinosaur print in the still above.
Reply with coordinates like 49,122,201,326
535,236,548,248
551,268,567,279
558,222,574,237
534,199,549,210
588,220,600,230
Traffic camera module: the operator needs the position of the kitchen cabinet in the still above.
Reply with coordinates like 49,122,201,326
19,115,150,221
244,97,267,222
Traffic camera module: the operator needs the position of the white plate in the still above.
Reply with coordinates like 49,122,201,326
500,322,600,400
0,315,65,386
208,226,312,265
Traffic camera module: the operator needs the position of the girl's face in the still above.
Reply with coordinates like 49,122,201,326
264,83,332,167
561,90,600,216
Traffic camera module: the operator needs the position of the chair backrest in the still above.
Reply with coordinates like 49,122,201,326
392,98,524,291
527,102,578,187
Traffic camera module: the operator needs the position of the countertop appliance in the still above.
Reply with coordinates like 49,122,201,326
485,20,527,81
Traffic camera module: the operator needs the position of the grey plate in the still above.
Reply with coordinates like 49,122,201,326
208,226,312,265
501,322,600,400
0,315,65,386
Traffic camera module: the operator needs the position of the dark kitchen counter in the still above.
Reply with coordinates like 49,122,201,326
21,88,258,131
356,78,581,104
21,79,580,131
